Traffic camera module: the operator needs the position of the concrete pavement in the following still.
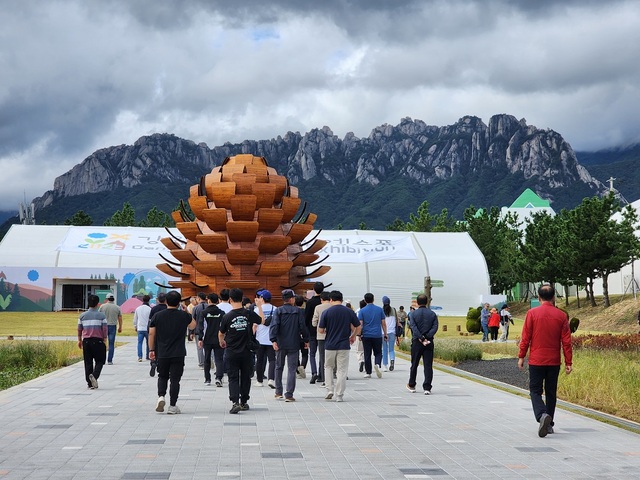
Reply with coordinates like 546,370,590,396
0,339,639,479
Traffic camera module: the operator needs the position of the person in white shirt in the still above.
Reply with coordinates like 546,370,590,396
253,290,276,388
133,295,152,361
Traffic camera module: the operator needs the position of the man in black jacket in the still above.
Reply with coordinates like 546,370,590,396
197,293,225,387
270,289,309,402
406,294,439,395
303,281,324,383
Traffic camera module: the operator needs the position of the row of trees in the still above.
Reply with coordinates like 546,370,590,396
64,203,173,228
386,194,640,308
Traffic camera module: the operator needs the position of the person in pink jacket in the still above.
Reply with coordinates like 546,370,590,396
518,284,573,438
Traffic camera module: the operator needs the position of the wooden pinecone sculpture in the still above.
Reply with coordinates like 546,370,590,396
156,154,330,305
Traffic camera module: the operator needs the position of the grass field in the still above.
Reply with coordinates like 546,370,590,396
0,312,138,337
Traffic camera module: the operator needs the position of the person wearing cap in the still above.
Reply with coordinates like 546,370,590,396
357,293,387,379
99,292,122,365
270,289,309,402
318,290,361,402
488,307,501,342
381,296,399,372
303,282,324,384
253,290,276,388
499,304,514,342
149,290,196,414
218,288,265,414
480,303,490,342
197,293,225,386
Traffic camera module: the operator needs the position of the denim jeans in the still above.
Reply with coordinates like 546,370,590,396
107,325,117,363
382,333,396,366
481,323,489,342
137,331,149,359
308,338,318,376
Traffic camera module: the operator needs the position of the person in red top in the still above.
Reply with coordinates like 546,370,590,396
487,307,501,342
518,284,573,438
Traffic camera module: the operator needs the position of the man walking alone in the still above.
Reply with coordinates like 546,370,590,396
407,294,439,395
518,284,572,437
99,293,122,365
78,294,107,389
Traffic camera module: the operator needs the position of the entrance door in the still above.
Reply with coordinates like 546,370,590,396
62,284,86,309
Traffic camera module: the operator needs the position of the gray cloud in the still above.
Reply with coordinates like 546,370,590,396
0,0,639,210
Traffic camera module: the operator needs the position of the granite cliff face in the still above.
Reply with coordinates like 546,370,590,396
33,114,605,216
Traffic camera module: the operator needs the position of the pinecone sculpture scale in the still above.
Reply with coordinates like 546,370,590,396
157,154,330,305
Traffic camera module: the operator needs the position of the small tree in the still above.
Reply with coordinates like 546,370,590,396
104,202,136,226
64,210,93,226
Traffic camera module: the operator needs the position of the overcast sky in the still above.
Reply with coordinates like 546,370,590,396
1,0,639,211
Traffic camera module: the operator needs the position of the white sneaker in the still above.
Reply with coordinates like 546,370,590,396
363,374,371,378
335,395,343,402
88,374,98,389
325,392,334,400
254,381,263,387
297,366,306,379
156,396,165,412
383,366,388,372
167,405,181,414
267,379,276,389
374,364,382,378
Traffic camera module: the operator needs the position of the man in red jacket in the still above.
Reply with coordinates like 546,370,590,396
518,284,573,438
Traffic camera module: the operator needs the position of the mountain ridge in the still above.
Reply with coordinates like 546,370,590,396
24,114,626,230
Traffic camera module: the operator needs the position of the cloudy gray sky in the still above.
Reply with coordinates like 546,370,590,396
1,0,639,210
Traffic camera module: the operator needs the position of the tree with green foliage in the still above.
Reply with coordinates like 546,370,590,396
139,206,172,227
64,210,93,226
385,201,464,232
562,194,640,307
463,206,523,294
104,202,136,226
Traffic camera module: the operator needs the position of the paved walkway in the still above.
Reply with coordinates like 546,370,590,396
1,339,639,479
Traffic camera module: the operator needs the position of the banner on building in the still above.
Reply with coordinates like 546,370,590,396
318,233,417,263
56,227,183,258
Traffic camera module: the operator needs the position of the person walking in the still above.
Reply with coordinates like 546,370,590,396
191,292,207,366
318,290,361,402
270,289,309,402
99,293,122,365
518,284,573,438
77,294,107,389
148,292,168,377
304,282,324,383
381,296,398,372
219,288,265,414
311,291,332,386
149,291,196,414
197,293,225,386
488,307,501,342
480,303,490,342
253,290,276,389
397,305,408,338
357,293,387,378
133,295,152,361
499,304,514,342
406,294,439,395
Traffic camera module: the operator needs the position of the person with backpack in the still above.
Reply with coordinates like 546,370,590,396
253,290,276,388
